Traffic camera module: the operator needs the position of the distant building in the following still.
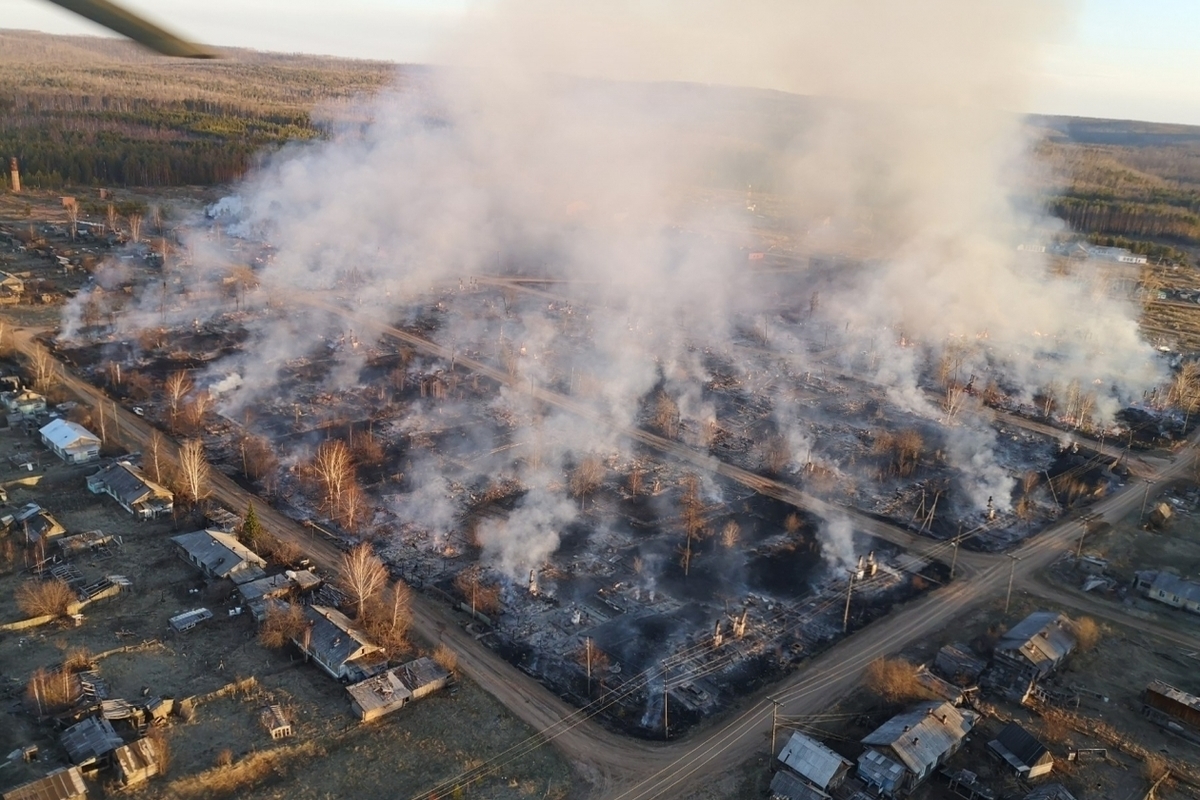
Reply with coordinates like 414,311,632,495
346,656,451,721
993,611,1077,685
171,530,266,584
856,701,978,796
1134,571,1200,615
295,604,388,682
1087,245,1148,265
39,418,101,464
772,730,852,799
1,766,88,800
5,389,46,418
988,722,1054,778
87,461,174,519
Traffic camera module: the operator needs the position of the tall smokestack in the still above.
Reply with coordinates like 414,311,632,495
8,158,19,194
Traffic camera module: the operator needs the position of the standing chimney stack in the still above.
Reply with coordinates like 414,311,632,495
8,158,19,194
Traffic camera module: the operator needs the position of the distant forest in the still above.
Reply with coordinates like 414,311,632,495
4,31,1200,254
0,31,396,188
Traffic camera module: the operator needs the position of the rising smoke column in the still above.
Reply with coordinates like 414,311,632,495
88,1,1164,574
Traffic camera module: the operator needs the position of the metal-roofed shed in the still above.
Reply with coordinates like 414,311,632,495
1,766,88,800
777,731,852,791
60,716,122,768
769,769,828,800
988,722,1053,778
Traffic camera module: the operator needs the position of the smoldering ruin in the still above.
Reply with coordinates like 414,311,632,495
44,0,1190,737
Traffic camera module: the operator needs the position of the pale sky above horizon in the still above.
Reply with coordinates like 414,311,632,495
4,0,1200,125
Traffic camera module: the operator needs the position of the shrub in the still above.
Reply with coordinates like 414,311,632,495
16,579,74,618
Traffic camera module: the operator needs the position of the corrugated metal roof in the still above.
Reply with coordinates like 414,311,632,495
90,462,171,507
302,604,381,672
39,418,100,450
1,766,88,800
997,612,1076,673
989,722,1050,770
777,731,850,790
61,715,122,764
769,770,828,800
1150,573,1200,604
861,701,976,775
172,530,266,579
857,747,905,786
1146,680,1200,712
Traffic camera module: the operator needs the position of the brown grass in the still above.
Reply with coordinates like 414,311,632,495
214,748,234,767
432,643,459,675
16,579,74,618
1071,616,1102,652
165,740,325,800
863,658,933,704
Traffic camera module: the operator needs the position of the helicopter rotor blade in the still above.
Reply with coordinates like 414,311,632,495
46,0,217,58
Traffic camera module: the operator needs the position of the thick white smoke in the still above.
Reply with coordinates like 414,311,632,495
67,1,1167,575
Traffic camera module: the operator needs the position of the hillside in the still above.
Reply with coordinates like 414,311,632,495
3,30,1200,256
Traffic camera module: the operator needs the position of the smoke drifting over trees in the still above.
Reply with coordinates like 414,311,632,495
70,1,1166,583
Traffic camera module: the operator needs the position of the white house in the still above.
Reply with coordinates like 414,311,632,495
1136,571,1200,615
39,418,101,464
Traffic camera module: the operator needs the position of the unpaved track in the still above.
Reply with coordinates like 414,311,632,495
17,315,1200,800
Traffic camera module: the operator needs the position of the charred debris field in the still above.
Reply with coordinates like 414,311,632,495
39,239,1186,737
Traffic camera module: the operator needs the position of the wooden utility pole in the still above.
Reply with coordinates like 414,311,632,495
1141,479,1154,521
1005,555,1020,614
769,697,781,756
950,526,962,579
843,572,855,633
1044,470,1060,511
663,677,669,740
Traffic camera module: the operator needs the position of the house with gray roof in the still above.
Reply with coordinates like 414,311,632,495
993,611,1076,684
774,730,851,797
1,766,88,800
856,701,978,796
10,502,66,546
171,530,266,584
39,418,100,464
87,461,173,519
346,656,451,721
294,604,388,682
1136,571,1200,615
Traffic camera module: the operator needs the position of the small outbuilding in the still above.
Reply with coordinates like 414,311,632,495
12,502,66,546
39,419,101,464
346,656,451,721
171,530,266,584
1,766,88,800
933,643,987,685
113,737,161,786
775,730,852,794
260,704,293,739
988,722,1054,778
60,715,122,769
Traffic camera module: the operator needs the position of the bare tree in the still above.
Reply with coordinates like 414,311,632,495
164,370,192,426
148,429,165,483
178,390,213,433
653,393,680,439
360,581,412,655
762,435,790,475
29,347,57,392
16,579,74,618
258,602,306,649
65,199,79,241
106,203,117,235
176,439,211,504
340,543,388,619
627,465,644,496
240,434,279,489
720,520,741,548
570,455,605,508
128,214,143,244
308,440,356,522
679,473,709,576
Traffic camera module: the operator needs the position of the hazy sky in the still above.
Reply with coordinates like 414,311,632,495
5,0,1200,125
